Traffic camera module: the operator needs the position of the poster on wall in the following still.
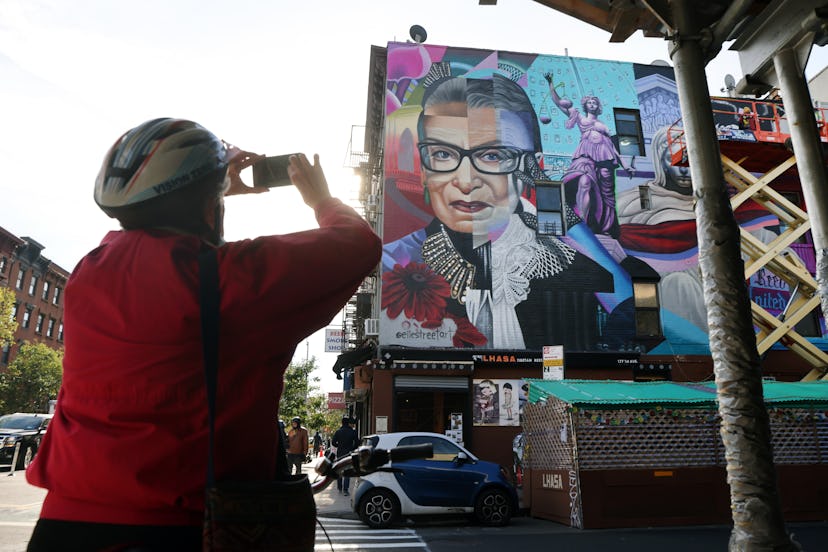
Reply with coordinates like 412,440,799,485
446,412,464,445
473,379,522,426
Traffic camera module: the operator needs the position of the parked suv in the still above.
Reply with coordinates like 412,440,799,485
0,413,52,470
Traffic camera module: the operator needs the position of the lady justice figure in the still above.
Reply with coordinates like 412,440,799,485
545,73,635,238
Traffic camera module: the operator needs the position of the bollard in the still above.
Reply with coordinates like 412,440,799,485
8,441,21,476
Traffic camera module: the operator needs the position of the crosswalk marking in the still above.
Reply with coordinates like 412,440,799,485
315,517,429,551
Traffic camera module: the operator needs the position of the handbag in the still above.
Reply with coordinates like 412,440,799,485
198,247,317,552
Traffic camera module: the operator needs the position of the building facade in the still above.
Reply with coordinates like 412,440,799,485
0,225,69,367
336,42,826,468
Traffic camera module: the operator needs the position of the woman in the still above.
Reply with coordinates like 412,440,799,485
382,75,633,351
544,73,635,237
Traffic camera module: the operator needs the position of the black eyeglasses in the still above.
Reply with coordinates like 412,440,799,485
417,142,529,175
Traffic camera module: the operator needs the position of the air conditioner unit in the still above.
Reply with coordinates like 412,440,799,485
364,318,380,335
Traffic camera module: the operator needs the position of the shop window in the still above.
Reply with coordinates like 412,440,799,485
395,390,467,435
535,180,566,236
634,281,662,338
613,109,644,157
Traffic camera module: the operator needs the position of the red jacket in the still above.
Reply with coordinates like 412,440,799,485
27,197,381,526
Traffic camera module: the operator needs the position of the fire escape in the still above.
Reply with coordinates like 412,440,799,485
667,97,828,380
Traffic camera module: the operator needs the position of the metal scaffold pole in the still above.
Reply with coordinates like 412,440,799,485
774,46,828,373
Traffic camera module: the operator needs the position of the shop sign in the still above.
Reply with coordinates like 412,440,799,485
471,352,542,366
543,345,564,380
542,472,564,490
324,328,345,352
327,392,345,410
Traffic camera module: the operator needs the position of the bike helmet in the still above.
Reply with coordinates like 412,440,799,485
291,416,302,424
94,118,229,214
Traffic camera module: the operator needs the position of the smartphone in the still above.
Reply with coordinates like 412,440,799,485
252,154,299,188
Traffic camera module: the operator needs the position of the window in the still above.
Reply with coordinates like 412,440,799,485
22,309,31,329
28,275,38,296
535,180,566,236
53,286,61,305
633,281,662,338
47,318,56,338
613,109,645,157
58,322,64,341
398,435,464,461
15,269,25,290
41,281,50,301
638,185,652,211
0,256,6,273
11,303,19,321
1,343,9,365
35,313,44,334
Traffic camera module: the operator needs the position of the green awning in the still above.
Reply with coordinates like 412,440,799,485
526,379,828,409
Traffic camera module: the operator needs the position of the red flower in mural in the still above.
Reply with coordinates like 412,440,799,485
382,263,450,323
448,314,488,348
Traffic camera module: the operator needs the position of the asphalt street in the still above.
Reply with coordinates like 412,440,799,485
2,462,827,552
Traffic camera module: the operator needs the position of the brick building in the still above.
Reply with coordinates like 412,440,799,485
0,225,70,367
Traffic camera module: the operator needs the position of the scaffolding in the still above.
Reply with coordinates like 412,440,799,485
667,97,828,380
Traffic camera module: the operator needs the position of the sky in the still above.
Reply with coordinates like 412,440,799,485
2,0,827,394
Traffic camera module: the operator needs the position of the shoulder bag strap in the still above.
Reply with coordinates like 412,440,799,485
198,246,220,488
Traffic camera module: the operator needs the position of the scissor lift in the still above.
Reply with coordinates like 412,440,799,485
667,97,828,380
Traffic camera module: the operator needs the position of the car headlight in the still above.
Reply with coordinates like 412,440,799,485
2,436,21,448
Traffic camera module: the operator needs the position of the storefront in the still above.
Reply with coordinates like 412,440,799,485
365,349,643,468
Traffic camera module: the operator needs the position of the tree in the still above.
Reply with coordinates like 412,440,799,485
305,394,343,436
279,356,344,437
0,341,63,414
0,287,17,348
279,356,319,423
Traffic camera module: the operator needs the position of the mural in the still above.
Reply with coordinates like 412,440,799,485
379,42,822,355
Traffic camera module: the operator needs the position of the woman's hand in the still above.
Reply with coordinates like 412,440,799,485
223,143,267,196
288,153,332,209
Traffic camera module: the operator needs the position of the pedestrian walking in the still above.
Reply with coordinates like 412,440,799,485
332,417,359,496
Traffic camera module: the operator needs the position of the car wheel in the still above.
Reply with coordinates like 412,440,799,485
16,447,33,470
358,488,400,529
474,487,513,527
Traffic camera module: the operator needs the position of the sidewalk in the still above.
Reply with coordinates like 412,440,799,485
303,457,357,518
